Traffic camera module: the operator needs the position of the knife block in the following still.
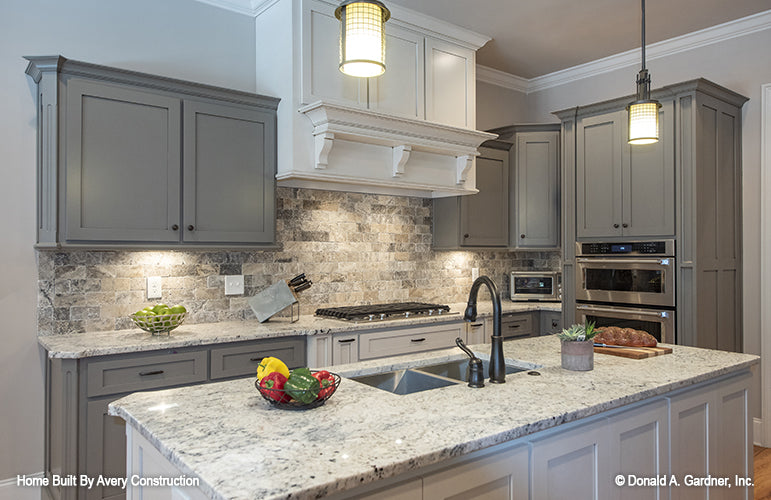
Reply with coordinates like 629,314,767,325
248,281,300,323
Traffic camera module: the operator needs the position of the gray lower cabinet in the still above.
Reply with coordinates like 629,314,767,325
25,55,279,248
500,312,538,340
540,310,562,334
433,145,509,248
43,337,305,500
575,102,675,239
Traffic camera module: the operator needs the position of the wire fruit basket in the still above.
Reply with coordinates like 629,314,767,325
256,371,341,410
130,312,187,335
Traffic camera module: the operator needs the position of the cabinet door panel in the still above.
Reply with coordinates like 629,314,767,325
623,100,675,237
669,386,714,500
332,334,359,365
461,148,508,247
85,398,126,500
515,131,560,247
210,338,306,380
65,79,181,242
576,111,624,238
302,0,366,106
369,25,424,120
423,443,529,500
425,38,474,128
183,100,275,243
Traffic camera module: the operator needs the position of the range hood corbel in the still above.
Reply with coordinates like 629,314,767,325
286,101,496,198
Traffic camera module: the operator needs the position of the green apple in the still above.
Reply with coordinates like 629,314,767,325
152,304,170,315
169,305,187,314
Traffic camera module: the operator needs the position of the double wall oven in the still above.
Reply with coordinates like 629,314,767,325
574,240,676,344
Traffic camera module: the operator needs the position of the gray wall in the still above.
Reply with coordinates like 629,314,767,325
476,80,529,130
0,0,256,486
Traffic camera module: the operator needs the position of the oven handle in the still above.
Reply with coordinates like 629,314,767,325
576,258,672,266
576,304,671,318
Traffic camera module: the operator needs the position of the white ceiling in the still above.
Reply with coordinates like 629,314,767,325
385,0,771,78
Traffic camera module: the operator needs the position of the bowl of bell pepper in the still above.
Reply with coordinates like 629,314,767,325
255,356,341,410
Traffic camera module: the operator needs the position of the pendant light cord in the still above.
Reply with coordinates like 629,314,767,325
641,0,646,70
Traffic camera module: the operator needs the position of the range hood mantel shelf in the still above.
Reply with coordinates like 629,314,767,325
284,101,497,198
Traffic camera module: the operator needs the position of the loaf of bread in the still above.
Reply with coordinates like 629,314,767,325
594,326,657,347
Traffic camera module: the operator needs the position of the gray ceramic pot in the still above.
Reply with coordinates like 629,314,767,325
561,339,594,371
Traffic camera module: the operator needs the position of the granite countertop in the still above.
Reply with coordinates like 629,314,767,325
109,335,758,500
39,301,560,359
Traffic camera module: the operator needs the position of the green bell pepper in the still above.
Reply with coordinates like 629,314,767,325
284,367,321,404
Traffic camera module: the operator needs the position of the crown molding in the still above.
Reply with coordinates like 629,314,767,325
476,64,528,93
481,9,771,94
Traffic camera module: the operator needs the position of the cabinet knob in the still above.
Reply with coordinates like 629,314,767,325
520,234,526,239
187,225,195,231
463,233,469,238
613,224,620,228
622,223,629,228
171,224,179,231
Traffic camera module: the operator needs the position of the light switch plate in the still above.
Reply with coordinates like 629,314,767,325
147,276,162,299
225,275,245,296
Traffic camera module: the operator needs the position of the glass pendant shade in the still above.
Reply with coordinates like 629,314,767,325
335,0,390,78
628,100,660,145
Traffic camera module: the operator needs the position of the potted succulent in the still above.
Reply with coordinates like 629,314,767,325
558,322,596,371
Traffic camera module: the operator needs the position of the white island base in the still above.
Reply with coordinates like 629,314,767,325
125,369,752,500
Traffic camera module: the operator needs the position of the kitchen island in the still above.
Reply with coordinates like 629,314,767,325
109,335,758,500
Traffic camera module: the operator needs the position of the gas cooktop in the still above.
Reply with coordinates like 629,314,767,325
315,302,454,322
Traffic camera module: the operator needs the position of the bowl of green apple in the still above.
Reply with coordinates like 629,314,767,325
131,304,187,335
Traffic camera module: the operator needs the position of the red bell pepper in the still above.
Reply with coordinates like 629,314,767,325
259,371,290,403
312,370,336,400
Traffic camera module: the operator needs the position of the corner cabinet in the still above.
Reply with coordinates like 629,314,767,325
25,56,279,248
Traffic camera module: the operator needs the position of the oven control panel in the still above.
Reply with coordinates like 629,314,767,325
577,239,674,257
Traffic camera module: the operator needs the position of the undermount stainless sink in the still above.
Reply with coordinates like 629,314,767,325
351,369,457,395
350,358,530,395
416,359,527,382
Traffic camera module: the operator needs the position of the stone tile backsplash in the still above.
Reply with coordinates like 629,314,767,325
37,188,560,335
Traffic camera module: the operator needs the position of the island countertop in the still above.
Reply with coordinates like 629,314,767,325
39,301,559,359
108,335,758,500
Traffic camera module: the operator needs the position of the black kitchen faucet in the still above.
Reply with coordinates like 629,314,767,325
463,276,506,384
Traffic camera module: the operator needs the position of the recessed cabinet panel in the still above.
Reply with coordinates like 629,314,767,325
576,111,624,238
183,101,276,244
515,131,560,248
65,79,181,242
368,25,424,120
85,398,126,500
304,0,366,106
460,148,509,247
425,38,473,128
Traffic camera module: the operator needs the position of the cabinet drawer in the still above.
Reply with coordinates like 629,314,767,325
359,323,463,360
86,350,207,397
501,314,534,339
210,338,306,380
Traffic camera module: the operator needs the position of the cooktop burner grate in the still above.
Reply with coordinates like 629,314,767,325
315,302,452,322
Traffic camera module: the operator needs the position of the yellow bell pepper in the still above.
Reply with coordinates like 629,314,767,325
256,356,290,381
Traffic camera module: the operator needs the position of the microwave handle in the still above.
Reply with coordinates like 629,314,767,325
576,258,672,266
576,304,670,318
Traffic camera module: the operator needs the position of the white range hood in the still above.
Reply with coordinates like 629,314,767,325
280,101,496,198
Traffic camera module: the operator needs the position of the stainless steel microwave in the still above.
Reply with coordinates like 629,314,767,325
510,271,561,302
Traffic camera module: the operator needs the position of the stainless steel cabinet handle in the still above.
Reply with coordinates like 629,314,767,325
410,338,426,343
337,338,356,344
576,304,669,318
139,370,164,376
576,258,672,266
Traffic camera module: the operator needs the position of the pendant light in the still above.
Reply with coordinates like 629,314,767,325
627,0,660,145
335,0,390,78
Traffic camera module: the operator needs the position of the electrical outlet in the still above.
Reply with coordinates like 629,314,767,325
147,276,162,299
471,267,479,281
225,275,245,296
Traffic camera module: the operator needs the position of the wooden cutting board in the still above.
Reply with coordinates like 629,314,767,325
594,345,673,359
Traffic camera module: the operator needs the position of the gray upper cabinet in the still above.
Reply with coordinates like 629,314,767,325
512,127,560,248
25,56,279,248
182,100,276,244
433,145,509,248
575,102,674,239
